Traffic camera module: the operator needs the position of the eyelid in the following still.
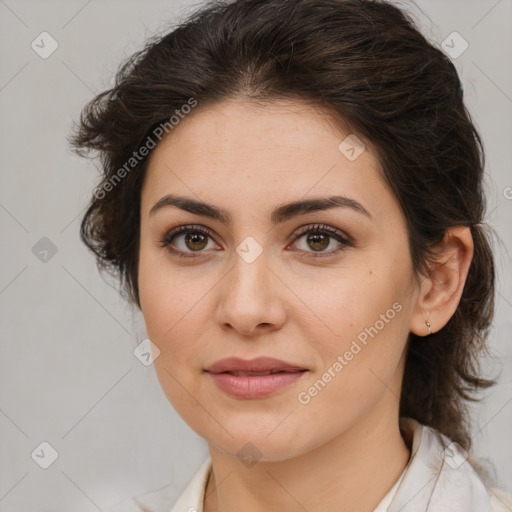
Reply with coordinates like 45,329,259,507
291,222,353,245
159,222,353,258
286,223,352,259
158,224,220,250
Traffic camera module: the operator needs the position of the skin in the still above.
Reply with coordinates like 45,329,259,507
137,98,474,512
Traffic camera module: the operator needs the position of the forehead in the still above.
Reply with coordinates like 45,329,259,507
141,98,393,223
147,98,361,170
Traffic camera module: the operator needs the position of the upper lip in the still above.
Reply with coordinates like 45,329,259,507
205,357,308,374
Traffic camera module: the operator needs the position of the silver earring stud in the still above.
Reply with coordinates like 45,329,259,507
425,320,432,336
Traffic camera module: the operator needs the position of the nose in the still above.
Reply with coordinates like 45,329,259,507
215,250,287,337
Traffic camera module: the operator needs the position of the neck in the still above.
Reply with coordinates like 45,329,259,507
203,401,411,512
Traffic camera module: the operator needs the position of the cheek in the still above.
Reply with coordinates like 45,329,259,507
137,247,218,367
293,261,412,394
137,252,207,419
138,247,189,353
291,261,408,344
294,295,409,437
312,298,406,389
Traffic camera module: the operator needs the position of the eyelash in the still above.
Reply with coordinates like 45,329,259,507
159,223,352,260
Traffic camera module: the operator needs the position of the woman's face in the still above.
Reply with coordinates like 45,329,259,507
138,98,421,461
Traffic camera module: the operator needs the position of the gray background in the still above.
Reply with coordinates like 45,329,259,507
0,0,511,510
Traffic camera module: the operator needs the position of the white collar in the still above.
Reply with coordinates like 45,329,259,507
388,417,494,512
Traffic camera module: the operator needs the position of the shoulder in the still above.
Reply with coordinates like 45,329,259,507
106,457,211,512
107,496,144,512
488,486,512,512
107,481,176,512
398,418,510,512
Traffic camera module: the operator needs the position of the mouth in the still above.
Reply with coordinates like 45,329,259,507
205,357,309,399
220,369,304,376
205,356,308,374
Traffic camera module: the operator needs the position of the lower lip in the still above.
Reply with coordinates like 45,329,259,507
206,371,307,399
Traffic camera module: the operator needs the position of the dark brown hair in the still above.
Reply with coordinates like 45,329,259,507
69,0,495,453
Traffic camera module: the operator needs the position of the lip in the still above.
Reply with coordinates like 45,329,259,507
205,356,308,374
205,357,308,399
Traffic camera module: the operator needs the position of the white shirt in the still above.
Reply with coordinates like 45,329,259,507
109,418,512,512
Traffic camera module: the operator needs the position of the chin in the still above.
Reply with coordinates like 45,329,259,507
195,414,316,463
211,436,308,463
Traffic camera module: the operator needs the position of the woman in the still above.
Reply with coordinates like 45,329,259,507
69,0,511,510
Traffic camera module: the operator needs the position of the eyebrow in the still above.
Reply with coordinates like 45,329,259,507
149,193,373,225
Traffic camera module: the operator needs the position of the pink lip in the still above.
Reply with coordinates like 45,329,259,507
205,357,308,399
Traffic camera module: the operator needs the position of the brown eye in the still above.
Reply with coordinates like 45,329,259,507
305,232,330,251
290,223,352,259
159,225,219,258
183,232,209,251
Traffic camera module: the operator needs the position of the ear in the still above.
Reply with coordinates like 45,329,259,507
410,226,474,337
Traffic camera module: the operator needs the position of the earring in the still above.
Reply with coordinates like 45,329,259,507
425,320,432,336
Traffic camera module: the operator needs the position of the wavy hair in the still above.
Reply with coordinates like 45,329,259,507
69,0,496,453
